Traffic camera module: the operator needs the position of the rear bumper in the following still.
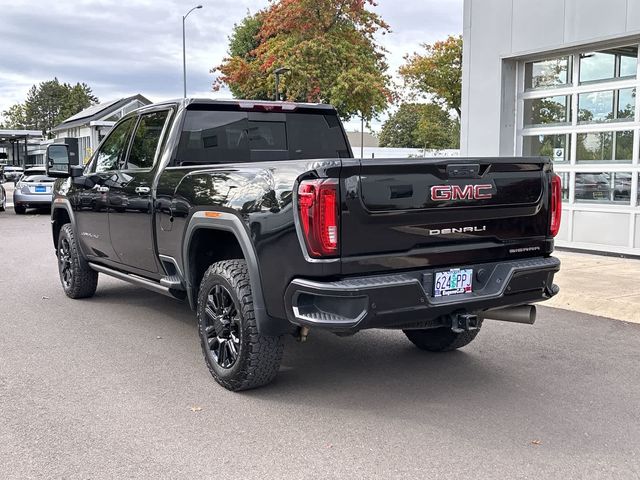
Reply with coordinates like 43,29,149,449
13,191,53,207
284,256,560,331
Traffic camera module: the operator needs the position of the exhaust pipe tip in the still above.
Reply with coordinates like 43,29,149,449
479,305,537,325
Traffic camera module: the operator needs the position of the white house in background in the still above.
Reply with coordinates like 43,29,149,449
51,94,151,164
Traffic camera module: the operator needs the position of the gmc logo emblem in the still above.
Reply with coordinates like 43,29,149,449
430,184,493,201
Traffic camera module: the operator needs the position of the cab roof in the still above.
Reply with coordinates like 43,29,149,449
138,98,337,114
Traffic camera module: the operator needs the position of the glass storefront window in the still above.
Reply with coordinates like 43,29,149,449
524,95,571,127
558,172,570,201
575,172,631,204
576,130,633,163
577,88,635,123
621,53,638,78
579,46,638,84
521,46,639,213
523,134,570,162
618,88,636,119
525,57,572,90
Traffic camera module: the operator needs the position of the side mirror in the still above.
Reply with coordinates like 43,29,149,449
46,144,73,178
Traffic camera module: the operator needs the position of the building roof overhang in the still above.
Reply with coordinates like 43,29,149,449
0,129,43,141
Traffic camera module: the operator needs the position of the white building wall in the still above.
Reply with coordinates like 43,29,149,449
462,0,640,155
462,0,640,255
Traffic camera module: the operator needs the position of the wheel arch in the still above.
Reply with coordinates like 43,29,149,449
51,201,75,249
183,211,287,336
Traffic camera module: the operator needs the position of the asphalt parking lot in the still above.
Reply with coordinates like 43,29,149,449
1,210,640,479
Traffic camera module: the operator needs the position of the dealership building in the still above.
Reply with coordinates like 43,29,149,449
462,0,640,255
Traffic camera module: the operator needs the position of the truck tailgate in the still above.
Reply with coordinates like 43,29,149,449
340,157,552,275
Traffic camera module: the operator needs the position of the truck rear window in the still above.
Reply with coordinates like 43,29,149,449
175,110,350,165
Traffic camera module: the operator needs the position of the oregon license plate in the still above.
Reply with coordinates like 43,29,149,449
434,268,473,297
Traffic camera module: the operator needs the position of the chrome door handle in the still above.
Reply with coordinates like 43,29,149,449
97,186,109,193
135,187,151,194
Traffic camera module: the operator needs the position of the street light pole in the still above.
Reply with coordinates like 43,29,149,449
274,67,291,101
183,5,203,98
360,116,364,160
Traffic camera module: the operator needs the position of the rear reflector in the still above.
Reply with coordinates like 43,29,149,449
297,179,339,257
550,174,562,237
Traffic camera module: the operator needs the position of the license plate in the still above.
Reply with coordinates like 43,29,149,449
434,268,473,297
35,186,46,193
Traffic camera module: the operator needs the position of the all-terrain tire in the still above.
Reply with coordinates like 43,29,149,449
14,205,26,215
404,320,483,352
197,259,284,391
57,224,99,299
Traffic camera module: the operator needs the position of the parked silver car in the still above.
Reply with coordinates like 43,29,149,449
13,167,55,214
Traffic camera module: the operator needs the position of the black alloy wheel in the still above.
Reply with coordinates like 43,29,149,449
56,223,98,299
58,237,73,289
203,284,242,369
197,259,284,391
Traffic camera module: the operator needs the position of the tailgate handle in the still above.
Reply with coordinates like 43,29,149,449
447,164,480,178
390,184,413,199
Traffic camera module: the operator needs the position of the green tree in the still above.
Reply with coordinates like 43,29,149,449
0,104,28,129
213,0,393,121
379,102,458,149
400,35,463,118
228,12,263,59
1,78,98,137
61,82,99,121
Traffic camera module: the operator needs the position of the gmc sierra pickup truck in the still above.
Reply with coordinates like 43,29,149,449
46,99,561,391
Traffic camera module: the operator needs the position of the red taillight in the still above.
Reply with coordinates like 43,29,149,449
297,179,339,257
550,174,562,237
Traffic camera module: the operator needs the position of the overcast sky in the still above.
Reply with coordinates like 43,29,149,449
0,0,462,130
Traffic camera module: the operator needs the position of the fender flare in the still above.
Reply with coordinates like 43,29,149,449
183,211,288,336
50,199,77,248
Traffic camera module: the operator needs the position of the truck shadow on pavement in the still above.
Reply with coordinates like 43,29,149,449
89,281,195,327
261,330,510,407
78,280,640,451
90,281,517,409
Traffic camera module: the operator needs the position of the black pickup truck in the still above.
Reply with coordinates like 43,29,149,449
46,99,561,391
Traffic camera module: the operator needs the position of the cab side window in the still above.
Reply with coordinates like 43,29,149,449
126,111,170,170
94,118,135,173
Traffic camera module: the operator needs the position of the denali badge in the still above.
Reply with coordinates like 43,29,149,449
429,226,487,236
431,184,493,201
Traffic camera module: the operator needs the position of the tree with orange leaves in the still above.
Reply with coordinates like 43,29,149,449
400,35,463,118
212,0,393,121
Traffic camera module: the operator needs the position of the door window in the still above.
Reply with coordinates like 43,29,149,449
126,111,170,170
93,118,135,173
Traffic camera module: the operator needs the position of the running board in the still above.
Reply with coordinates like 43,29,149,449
160,275,184,290
88,262,173,298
